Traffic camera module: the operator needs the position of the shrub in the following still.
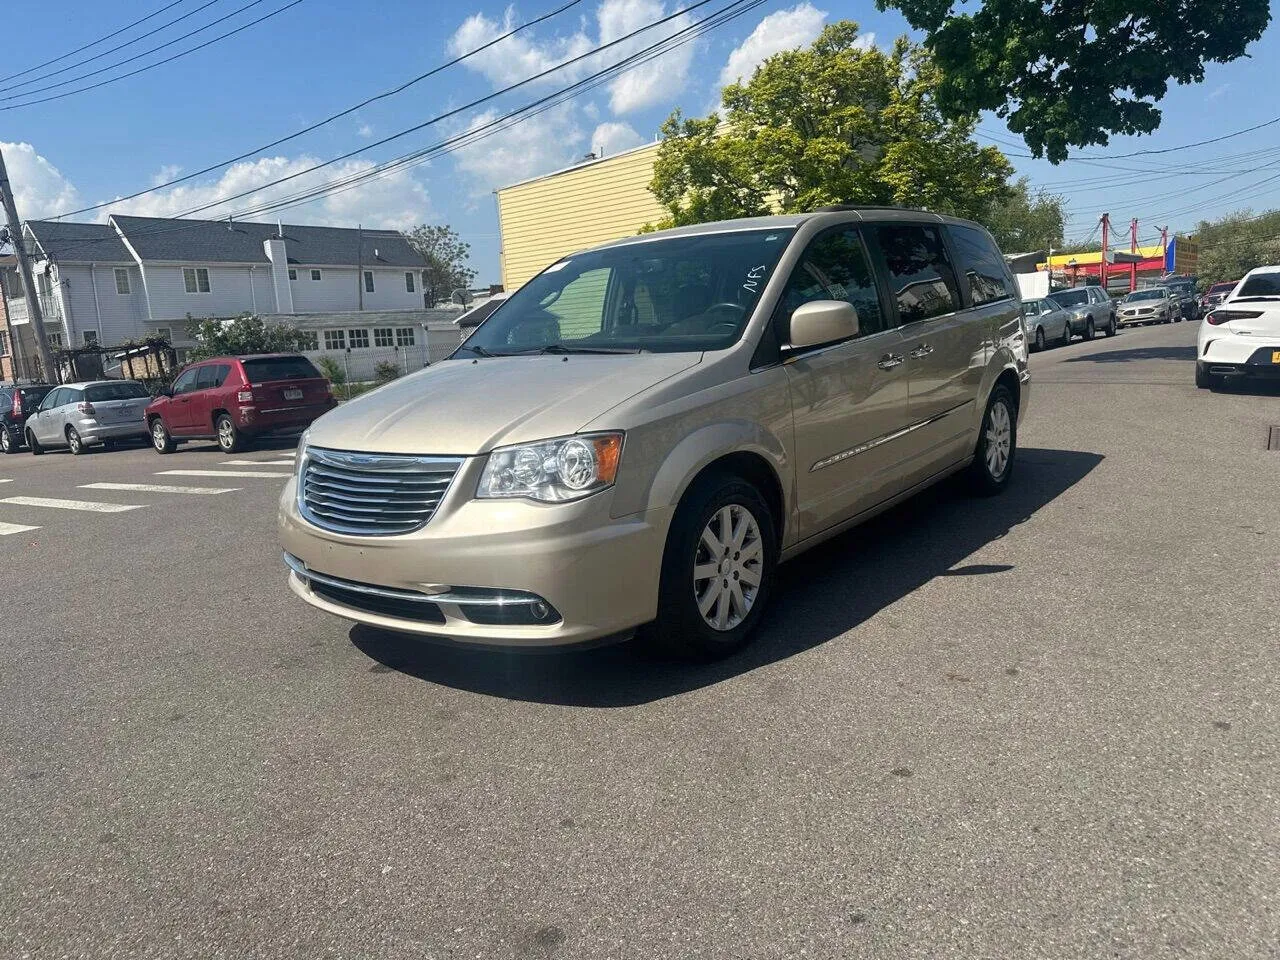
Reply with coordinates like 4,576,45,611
373,361,400,384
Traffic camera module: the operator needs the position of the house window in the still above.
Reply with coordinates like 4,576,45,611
183,267,211,293
373,327,394,347
114,267,130,295
0,331,8,356
155,326,172,342
395,327,415,347
288,269,297,281
405,272,415,293
364,271,374,293
311,269,322,281
348,329,370,349
297,330,319,351
48,331,64,348
83,330,99,347
323,329,346,350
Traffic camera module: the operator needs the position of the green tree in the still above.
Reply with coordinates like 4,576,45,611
1192,210,1280,287
185,313,306,362
883,0,1271,162
404,224,477,307
982,178,1067,252
648,25,1014,230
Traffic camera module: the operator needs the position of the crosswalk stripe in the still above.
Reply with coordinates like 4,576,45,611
157,469,291,479
0,521,40,536
0,496,142,513
222,459,293,466
0,479,12,484
81,482,241,496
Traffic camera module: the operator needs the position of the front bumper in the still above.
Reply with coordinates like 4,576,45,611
279,475,672,647
1118,310,1157,325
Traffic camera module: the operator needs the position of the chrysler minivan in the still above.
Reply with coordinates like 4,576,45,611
280,208,1028,658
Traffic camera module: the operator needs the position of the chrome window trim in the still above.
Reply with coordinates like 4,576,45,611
810,399,974,472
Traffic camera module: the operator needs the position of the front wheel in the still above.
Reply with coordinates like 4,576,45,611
1060,321,1072,347
1106,315,1117,337
1034,327,1046,352
642,473,778,661
215,414,243,454
150,418,176,454
26,430,44,456
968,385,1016,496
1084,318,1096,341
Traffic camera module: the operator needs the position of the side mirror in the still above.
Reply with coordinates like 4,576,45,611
788,300,860,351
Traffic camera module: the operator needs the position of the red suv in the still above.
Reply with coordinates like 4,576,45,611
145,354,335,454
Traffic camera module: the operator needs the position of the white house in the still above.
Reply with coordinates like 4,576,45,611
2,215,430,362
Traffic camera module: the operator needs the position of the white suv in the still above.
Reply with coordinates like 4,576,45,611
1197,266,1280,389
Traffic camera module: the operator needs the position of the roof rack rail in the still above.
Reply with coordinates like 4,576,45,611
813,203,933,213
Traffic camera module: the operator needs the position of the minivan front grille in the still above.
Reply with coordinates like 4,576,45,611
300,447,463,536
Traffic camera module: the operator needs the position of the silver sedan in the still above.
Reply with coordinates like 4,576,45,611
1021,297,1074,351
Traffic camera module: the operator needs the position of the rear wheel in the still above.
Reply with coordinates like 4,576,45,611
1034,327,1045,352
215,414,243,453
66,426,86,455
0,428,15,454
26,430,44,456
150,418,176,454
642,472,777,661
1195,362,1223,390
968,385,1016,496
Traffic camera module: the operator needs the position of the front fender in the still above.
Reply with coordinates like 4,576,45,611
641,420,789,518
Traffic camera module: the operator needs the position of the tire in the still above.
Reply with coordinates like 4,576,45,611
1195,362,1222,390
1106,315,1117,337
968,385,1016,496
215,414,243,454
66,426,86,455
641,472,778,661
1060,321,1072,347
1084,317,1096,341
150,417,176,454
1034,327,1045,352
0,427,16,454
26,430,44,456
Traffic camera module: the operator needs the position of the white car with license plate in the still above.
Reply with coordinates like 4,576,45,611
1197,266,1280,389
24,380,152,455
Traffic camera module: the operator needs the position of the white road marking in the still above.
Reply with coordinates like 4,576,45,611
0,479,11,483
81,482,241,496
0,521,40,536
0,496,142,513
221,459,293,466
157,469,291,479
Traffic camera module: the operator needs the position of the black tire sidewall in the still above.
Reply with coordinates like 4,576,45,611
1035,328,1045,351
970,386,1016,495
0,428,11,453
650,474,778,660
67,428,83,455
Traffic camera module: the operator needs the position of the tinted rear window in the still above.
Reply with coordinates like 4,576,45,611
86,382,149,402
17,387,52,407
1049,289,1089,307
1210,282,1235,293
241,357,320,381
1236,273,1280,298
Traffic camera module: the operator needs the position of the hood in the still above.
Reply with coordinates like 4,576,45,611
306,352,702,455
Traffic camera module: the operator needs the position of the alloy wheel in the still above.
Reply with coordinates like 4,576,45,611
985,400,1013,480
218,418,235,451
152,421,167,450
693,504,764,632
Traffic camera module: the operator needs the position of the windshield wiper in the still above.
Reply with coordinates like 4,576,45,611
458,343,499,357
532,344,644,355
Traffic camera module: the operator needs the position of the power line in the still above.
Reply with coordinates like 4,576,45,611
0,0,227,94
52,0,588,221
1,0,293,108
0,0,190,86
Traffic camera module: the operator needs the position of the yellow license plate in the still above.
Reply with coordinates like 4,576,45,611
1273,351,1280,364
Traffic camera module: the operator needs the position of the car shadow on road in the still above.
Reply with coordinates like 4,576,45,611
350,447,1104,707
1064,345,1196,363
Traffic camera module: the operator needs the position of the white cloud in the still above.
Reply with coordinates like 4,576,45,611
447,7,593,88
101,155,432,232
357,123,374,138
595,0,696,114
0,141,81,220
719,3,827,88
451,104,586,194
590,121,644,156
1206,83,1231,102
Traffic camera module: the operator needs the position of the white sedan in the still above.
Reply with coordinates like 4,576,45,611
1197,266,1280,389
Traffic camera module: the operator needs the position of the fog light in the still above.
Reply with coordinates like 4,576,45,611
531,600,551,621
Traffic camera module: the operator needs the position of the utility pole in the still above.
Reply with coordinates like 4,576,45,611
1159,226,1170,274
0,143,57,381
1099,213,1110,291
356,223,364,312
1129,217,1139,292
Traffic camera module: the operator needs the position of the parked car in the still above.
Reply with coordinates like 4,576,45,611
1200,280,1237,314
1021,297,1074,350
280,209,1029,659
1046,285,1117,338
1196,265,1280,389
145,354,335,454
1163,278,1200,321
1116,288,1177,326
0,383,54,454
24,380,151,455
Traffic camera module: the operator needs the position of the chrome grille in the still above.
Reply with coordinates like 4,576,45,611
299,447,463,536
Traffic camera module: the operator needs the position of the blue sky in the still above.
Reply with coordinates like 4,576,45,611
3,0,1277,280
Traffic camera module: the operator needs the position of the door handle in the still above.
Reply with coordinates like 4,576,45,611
909,343,933,359
876,353,904,370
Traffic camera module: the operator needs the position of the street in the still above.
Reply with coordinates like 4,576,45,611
2,320,1278,959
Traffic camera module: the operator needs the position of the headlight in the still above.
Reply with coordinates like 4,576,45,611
477,432,623,502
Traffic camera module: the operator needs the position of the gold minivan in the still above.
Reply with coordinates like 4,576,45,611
280,208,1028,658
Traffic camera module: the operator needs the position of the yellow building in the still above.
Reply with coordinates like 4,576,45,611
495,142,664,290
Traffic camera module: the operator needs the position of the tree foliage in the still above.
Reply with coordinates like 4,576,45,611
185,314,306,362
648,25,1014,231
882,0,1272,162
404,224,477,307
982,177,1067,253
1192,210,1280,288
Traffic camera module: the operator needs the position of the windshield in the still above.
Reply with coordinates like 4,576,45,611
1049,289,1088,307
1209,282,1235,294
86,382,149,402
1124,290,1165,302
242,357,321,381
1235,273,1280,298
459,228,796,356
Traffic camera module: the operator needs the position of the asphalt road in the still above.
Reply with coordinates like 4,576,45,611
2,321,1278,959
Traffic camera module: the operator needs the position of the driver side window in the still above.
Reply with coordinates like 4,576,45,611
171,368,200,396
776,227,885,342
